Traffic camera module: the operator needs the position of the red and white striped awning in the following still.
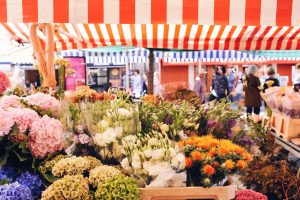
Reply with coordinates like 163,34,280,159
2,23,300,51
0,0,299,26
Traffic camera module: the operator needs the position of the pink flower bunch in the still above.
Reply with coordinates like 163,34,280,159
0,108,15,137
0,95,22,109
236,189,268,200
27,115,63,159
25,93,60,114
74,134,90,144
8,108,40,133
0,71,10,94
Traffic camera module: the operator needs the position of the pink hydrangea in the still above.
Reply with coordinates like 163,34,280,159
236,189,268,200
25,93,60,115
0,71,10,94
27,115,63,159
0,95,22,109
74,134,90,144
8,108,40,133
0,108,15,137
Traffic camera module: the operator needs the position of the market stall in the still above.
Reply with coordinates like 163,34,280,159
0,1,300,200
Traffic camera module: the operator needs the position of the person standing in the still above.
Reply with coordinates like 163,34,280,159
227,66,236,101
193,69,207,104
142,73,148,96
209,66,229,101
132,69,143,98
244,65,261,115
263,67,280,92
154,71,162,96
233,68,244,102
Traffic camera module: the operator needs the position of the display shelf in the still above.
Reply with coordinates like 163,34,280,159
270,129,300,158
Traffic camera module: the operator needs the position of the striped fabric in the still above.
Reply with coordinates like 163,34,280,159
2,23,300,51
0,0,299,26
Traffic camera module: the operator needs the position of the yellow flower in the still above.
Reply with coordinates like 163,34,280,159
224,159,235,170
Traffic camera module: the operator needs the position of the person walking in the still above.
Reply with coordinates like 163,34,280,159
263,67,280,92
209,66,229,101
244,65,261,115
132,69,143,98
193,69,207,104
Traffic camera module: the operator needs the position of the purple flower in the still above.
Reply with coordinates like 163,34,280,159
227,129,233,138
240,136,255,146
0,182,33,200
0,166,16,181
15,172,43,198
207,119,218,129
228,119,236,128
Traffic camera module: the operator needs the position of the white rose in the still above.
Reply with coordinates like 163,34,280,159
132,153,141,162
112,143,124,159
98,120,109,130
114,126,123,138
132,160,142,169
169,148,176,157
121,158,133,173
117,108,133,118
151,149,165,160
144,149,153,158
148,138,158,146
171,153,186,170
160,124,169,132
148,162,171,177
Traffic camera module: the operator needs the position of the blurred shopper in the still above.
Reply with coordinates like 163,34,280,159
209,66,229,101
244,65,261,115
193,68,207,104
132,69,143,98
142,73,148,96
263,67,280,92
233,68,244,102
293,64,300,85
227,66,236,101
154,71,162,96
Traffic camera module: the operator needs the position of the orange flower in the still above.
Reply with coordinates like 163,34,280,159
191,151,205,161
217,147,227,156
186,139,194,145
237,160,247,170
244,153,252,161
208,148,216,157
224,160,235,170
203,164,215,176
178,141,184,148
185,157,193,168
213,161,220,168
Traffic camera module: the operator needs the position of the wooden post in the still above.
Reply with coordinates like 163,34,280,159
148,49,154,94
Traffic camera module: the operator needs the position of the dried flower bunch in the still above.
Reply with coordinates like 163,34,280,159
89,165,122,188
95,175,140,200
52,156,102,177
41,175,91,200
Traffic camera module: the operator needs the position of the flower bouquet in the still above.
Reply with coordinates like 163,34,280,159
180,135,252,187
86,99,141,163
121,131,186,187
0,71,10,95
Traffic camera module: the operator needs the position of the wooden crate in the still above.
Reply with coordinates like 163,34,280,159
139,185,236,200
278,115,300,140
271,111,283,133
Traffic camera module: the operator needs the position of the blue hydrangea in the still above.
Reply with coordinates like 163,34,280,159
0,167,16,181
15,172,43,198
0,182,33,200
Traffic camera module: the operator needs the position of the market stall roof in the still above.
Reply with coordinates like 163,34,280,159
2,23,300,51
1,1,299,51
0,0,299,26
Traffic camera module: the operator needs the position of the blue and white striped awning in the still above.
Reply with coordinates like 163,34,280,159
60,48,149,65
57,49,300,65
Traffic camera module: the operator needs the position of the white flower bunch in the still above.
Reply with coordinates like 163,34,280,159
121,132,185,184
90,100,141,161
